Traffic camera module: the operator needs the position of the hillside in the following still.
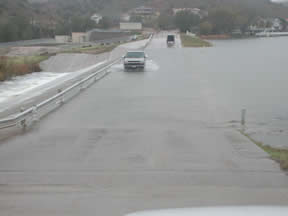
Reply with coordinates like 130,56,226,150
1,0,287,23
0,0,34,24
26,0,288,18
0,0,57,25
0,0,288,42
150,0,288,18
0,0,58,42
28,0,147,17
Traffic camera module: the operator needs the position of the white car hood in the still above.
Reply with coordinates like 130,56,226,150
126,207,288,216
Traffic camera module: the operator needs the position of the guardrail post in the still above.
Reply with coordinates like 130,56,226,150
80,83,85,91
32,105,38,122
57,89,65,105
60,95,64,105
20,119,27,131
241,109,246,130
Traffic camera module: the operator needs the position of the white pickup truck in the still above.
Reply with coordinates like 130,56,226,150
123,51,148,71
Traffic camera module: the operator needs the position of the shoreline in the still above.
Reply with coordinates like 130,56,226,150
180,34,212,47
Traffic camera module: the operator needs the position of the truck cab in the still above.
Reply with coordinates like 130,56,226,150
167,35,175,47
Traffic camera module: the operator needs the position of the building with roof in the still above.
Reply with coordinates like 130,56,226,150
72,32,87,43
173,8,208,19
120,22,142,31
130,6,155,16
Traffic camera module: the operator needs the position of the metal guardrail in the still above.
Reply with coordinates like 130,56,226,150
0,33,154,132
0,58,120,131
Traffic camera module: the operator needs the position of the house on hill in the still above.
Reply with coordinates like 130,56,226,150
91,14,103,24
130,6,155,16
173,8,208,19
120,22,142,31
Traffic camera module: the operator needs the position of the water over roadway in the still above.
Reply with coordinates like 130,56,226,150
0,32,287,216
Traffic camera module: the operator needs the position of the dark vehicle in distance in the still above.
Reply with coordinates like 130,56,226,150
167,35,175,47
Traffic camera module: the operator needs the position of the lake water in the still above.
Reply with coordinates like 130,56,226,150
188,37,288,148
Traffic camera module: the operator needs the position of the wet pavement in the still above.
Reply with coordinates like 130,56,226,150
0,32,287,216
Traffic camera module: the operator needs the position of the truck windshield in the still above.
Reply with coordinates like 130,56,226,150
167,35,175,41
126,52,145,58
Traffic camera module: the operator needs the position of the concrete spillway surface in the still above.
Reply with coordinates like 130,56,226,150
0,72,68,103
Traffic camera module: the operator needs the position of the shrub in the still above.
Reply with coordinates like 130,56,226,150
0,56,43,81
0,56,9,81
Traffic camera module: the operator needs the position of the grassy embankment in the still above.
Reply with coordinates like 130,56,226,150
0,55,49,81
60,44,118,54
240,130,288,171
180,34,212,47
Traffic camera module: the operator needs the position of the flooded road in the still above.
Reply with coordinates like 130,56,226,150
0,33,288,216
186,37,288,148
194,37,288,122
